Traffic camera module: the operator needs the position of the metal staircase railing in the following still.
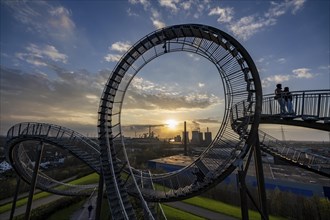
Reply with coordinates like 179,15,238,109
258,130,330,177
6,122,100,196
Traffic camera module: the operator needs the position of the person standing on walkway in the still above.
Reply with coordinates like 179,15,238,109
88,204,93,218
274,84,286,114
283,87,294,114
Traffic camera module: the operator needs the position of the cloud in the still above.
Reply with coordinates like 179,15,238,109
151,18,166,29
127,8,139,16
262,74,290,87
128,0,151,9
104,54,122,62
48,6,75,33
277,58,286,64
15,43,68,66
209,0,306,40
150,8,166,29
191,121,200,130
208,6,234,23
229,15,276,41
179,0,211,19
110,41,132,53
292,68,314,79
194,118,220,124
198,83,205,88
319,65,330,70
3,1,76,41
262,68,316,87
104,41,132,62
159,0,180,12
0,65,111,134
181,1,193,10
0,64,221,134
123,76,221,110
292,0,306,14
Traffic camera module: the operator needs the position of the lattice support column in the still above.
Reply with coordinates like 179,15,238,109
9,176,21,220
253,135,269,220
25,142,44,220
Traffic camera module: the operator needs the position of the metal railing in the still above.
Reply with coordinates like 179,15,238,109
262,90,330,121
6,122,100,196
259,130,330,177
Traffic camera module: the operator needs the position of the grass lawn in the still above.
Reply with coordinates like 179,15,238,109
162,204,206,220
0,172,99,214
47,199,85,220
183,197,285,220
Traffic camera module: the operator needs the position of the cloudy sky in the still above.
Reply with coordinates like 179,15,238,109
1,0,329,140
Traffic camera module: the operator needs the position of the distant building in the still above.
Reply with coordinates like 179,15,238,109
174,135,181,142
191,130,204,145
199,132,203,144
205,128,212,146
191,130,200,144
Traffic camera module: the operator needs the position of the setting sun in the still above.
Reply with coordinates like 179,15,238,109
166,119,178,129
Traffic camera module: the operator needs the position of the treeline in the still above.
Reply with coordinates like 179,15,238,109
203,183,330,220
13,195,85,220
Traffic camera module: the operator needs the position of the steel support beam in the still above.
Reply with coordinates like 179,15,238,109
237,169,249,220
95,173,104,220
25,142,44,220
253,135,269,220
9,176,21,220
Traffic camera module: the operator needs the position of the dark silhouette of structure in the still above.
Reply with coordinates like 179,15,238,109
5,24,330,220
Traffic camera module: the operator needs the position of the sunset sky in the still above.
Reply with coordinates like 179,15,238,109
1,0,329,141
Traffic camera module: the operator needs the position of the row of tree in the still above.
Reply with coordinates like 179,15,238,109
203,183,330,220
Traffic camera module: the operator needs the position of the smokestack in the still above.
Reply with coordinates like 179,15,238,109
184,121,187,156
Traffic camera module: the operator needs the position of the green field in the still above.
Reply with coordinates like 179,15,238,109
0,173,99,214
183,197,285,220
162,204,206,220
1,173,285,220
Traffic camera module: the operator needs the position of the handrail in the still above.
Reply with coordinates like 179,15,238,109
6,122,101,196
258,130,330,177
261,90,330,120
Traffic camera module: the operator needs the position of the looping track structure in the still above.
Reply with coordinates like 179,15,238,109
97,24,262,218
5,24,329,220
6,122,100,196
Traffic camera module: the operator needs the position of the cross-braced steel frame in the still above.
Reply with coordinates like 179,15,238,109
97,24,266,219
6,24,277,220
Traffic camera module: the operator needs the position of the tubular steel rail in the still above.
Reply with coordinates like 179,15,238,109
5,24,329,220
5,122,99,196
97,23,262,219
259,130,330,178
260,90,330,131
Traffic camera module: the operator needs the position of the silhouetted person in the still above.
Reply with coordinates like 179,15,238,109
283,87,294,114
274,84,286,114
88,204,93,218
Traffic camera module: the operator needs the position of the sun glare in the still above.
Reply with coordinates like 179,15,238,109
166,119,178,129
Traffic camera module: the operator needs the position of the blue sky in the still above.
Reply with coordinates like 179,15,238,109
1,0,329,140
